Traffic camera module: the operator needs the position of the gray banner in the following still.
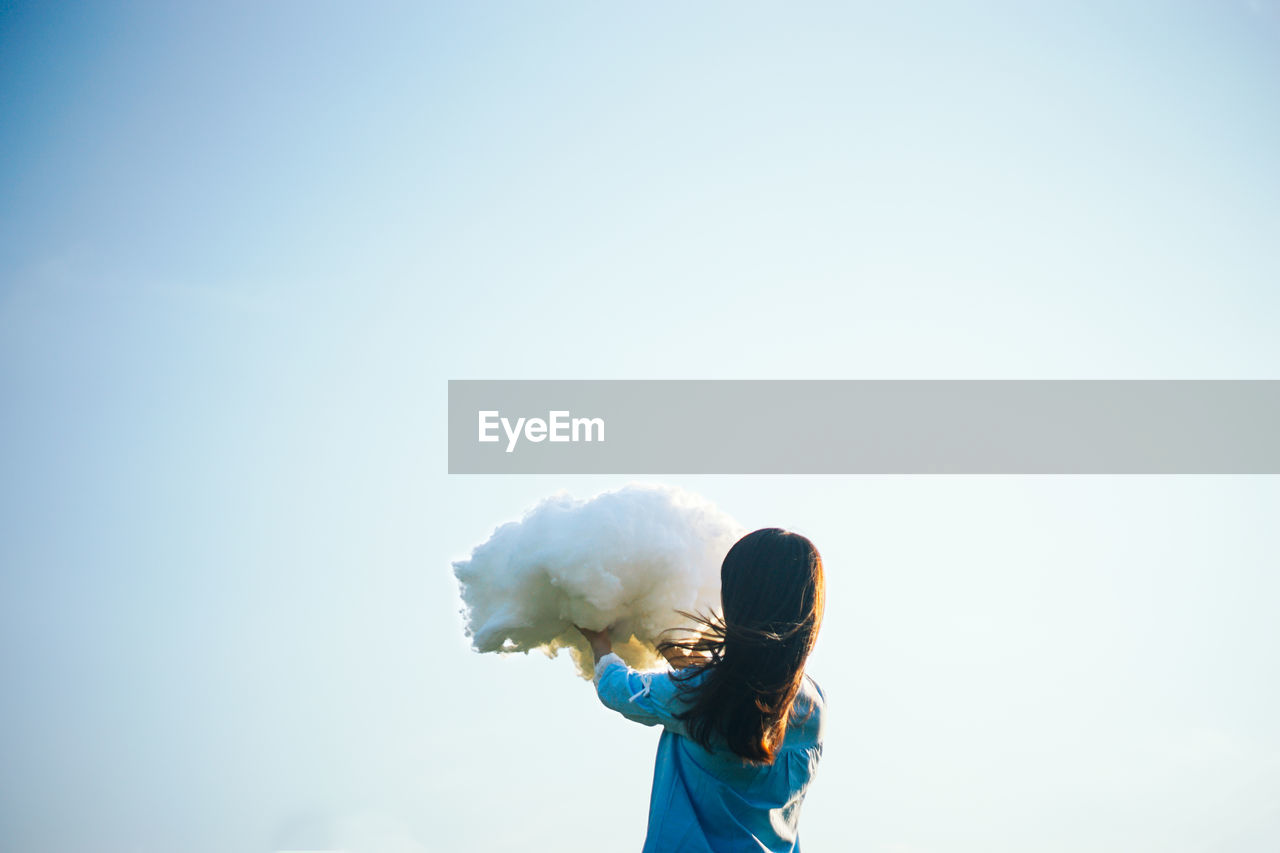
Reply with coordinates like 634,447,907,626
447,380,1280,474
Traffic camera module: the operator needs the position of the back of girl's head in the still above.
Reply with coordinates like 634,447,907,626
664,527,825,764
721,527,824,656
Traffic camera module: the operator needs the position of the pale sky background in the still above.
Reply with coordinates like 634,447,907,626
1,2,1278,851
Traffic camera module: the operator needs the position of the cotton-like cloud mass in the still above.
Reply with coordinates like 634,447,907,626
453,483,743,677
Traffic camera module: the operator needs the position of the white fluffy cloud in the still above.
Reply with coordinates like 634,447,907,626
453,483,743,677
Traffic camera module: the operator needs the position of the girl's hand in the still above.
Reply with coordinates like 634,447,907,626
575,625,613,661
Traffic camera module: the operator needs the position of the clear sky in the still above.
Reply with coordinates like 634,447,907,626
1,2,1278,851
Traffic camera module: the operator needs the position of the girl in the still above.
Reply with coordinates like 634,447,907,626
577,528,826,852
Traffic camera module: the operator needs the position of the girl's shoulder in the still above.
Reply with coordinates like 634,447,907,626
800,671,826,707
787,673,826,744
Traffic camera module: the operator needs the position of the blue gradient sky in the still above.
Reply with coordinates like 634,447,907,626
2,2,1278,851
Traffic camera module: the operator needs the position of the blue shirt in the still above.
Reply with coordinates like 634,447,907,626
593,652,826,852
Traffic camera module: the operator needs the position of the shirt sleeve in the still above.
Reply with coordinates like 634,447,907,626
593,652,692,735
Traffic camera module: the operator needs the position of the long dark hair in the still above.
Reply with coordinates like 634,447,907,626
657,528,825,764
